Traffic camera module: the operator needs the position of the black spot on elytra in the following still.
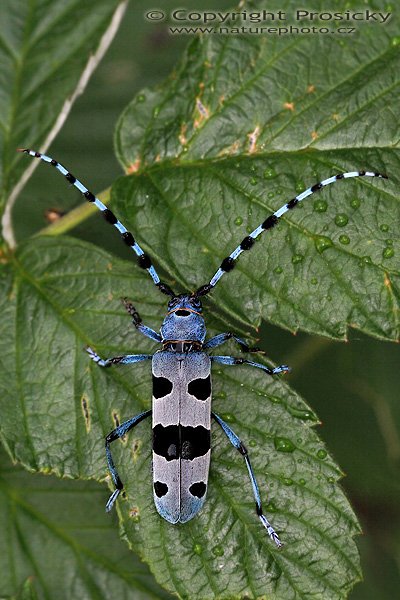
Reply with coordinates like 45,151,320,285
188,376,211,401
189,482,206,498
154,481,168,497
181,426,210,460
153,376,173,399
152,424,210,461
152,425,179,460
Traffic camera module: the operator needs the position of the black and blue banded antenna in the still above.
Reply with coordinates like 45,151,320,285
19,149,387,298
18,149,176,297
194,170,388,297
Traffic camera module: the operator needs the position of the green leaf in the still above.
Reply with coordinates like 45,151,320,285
0,236,361,598
0,445,172,600
0,0,124,238
114,0,400,341
2,0,398,597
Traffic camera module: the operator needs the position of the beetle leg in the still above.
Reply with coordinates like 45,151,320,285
212,411,282,548
105,410,152,512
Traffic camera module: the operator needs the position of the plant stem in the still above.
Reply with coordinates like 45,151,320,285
37,187,110,237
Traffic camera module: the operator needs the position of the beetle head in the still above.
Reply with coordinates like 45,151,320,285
161,294,206,343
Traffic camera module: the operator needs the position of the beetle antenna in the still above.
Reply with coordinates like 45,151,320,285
18,149,175,297
195,170,388,297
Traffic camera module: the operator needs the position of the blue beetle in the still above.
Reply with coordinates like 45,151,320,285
20,148,387,548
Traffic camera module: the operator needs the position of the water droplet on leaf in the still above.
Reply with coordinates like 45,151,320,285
212,545,224,557
315,236,333,253
359,255,372,266
193,544,202,555
282,477,294,486
292,253,303,264
335,213,348,227
270,395,281,404
314,199,327,213
289,406,317,421
339,234,350,245
263,167,277,179
383,247,394,259
221,412,236,423
274,437,295,452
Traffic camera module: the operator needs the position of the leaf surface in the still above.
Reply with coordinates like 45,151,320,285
0,236,361,599
0,446,172,600
114,0,400,341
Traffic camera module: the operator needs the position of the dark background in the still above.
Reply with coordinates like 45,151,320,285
13,2,400,598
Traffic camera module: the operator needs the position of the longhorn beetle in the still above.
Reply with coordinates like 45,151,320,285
20,148,387,548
